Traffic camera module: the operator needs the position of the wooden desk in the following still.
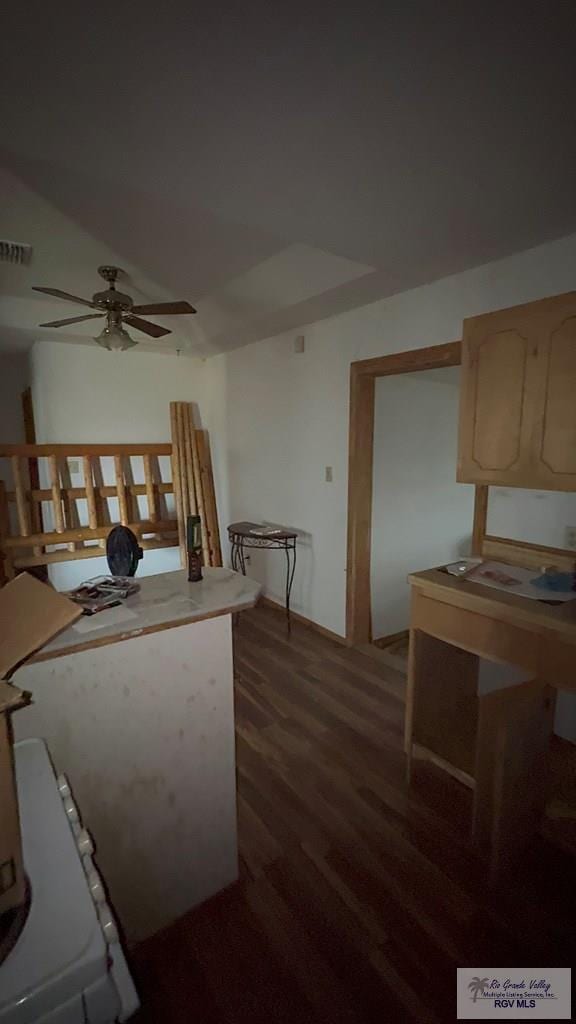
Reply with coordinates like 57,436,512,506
405,567,576,879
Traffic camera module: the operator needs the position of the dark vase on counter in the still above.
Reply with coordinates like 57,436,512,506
187,515,203,582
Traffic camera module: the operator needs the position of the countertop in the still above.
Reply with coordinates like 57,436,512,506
409,566,576,640
29,568,261,663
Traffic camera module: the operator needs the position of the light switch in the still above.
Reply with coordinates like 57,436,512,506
294,335,305,354
325,466,333,482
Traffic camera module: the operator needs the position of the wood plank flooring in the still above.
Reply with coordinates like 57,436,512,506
131,603,575,1024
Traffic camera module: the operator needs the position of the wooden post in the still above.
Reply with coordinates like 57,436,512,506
12,455,31,537
21,387,45,563
48,455,65,534
92,457,109,548
189,413,210,566
60,459,79,552
114,455,129,526
346,369,375,644
123,457,140,526
195,429,222,566
143,454,157,523
83,456,98,530
183,406,198,518
176,403,190,522
170,402,187,567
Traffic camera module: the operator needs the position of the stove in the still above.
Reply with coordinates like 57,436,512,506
0,739,139,1023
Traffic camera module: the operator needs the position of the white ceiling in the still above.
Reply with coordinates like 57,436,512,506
1,2,575,356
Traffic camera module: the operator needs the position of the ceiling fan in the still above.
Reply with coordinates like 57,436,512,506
33,265,196,351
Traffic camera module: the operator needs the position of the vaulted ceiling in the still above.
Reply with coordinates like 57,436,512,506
1,3,575,355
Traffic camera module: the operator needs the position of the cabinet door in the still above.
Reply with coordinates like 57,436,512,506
458,307,536,486
535,307,576,489
458,291,576,489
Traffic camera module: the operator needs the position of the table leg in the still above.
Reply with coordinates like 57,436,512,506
284,542,296,634
237,542,247,575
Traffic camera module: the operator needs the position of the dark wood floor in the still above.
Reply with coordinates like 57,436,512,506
131,603,575,1024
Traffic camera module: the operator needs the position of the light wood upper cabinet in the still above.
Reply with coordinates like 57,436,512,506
458,291,576,490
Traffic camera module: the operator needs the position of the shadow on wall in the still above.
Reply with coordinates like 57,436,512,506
0,353,31,442
0,354,32,501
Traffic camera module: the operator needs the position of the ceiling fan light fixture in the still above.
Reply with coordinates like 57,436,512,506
95,322,137,351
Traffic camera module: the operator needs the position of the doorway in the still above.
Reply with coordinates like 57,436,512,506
370,365,474,647
346,340,471,645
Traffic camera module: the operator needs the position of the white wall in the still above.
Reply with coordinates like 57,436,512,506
29,341,225,589
223,232,576,637
487,484,576,742
371,368,474,638
488,488,576,550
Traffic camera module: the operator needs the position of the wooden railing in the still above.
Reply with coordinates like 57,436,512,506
0,443,178,580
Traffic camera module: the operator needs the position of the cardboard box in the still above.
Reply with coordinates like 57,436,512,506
0,573,81,917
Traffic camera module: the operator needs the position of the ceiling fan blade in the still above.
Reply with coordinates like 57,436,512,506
123,315,172,338
32,286,95,308
39,313,104,328
130,301,196,316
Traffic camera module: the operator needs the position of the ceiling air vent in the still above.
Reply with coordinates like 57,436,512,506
0,240,32,265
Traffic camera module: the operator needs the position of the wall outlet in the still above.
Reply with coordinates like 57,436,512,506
325,466,333,483
565,526,576,550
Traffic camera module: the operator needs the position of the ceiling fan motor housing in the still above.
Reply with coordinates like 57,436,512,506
92,288,134,311
93,266,133,310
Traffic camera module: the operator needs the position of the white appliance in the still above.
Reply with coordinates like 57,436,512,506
0,739,139,1023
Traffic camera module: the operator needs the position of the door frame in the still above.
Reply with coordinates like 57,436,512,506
345,340,464,645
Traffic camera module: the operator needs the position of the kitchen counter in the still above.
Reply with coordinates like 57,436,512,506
16,567,261,941
31,567,261,662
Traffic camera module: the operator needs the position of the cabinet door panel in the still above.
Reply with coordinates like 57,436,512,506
472,330,527,471
459,291,576,489
458,322,532,485
539,316,576,479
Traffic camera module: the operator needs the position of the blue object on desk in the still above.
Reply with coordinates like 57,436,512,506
532,570,575,593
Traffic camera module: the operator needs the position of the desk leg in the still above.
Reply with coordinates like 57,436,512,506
473,681,556,883
405,628,416,783
404,628,478,787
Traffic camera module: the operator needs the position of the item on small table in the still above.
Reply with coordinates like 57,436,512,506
445,558,482,578
532,567,576,593
67,576,140,615
187,514,203,582
468,564,521,587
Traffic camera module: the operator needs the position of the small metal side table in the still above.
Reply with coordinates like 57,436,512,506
227,522,297,631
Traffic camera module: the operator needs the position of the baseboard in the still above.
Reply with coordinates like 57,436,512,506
258,595,348,646
372,629,409,650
